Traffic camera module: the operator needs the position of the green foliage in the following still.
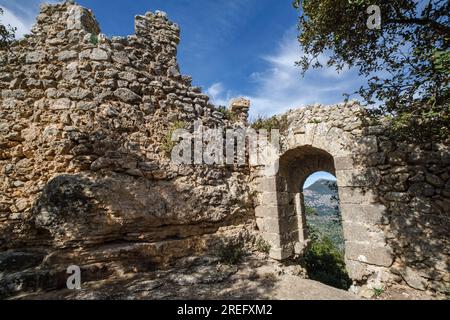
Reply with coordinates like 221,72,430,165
89,34,99,45
432,50,450,75
216,105,237,122
373,286,384,298
305,205,317,216
162,121,186,157
255,237,271,254
218,239,245,265
388,106,450,142
294,0,450,141
301,223,351,290
251,114,288,133
0,8,16,50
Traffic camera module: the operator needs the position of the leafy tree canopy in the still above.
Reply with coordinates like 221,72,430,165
293,0,449,140
0,8,16,50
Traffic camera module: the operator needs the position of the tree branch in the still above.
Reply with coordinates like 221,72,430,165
386,17,450,35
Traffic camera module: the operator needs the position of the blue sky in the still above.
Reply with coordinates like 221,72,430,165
0,0,365,118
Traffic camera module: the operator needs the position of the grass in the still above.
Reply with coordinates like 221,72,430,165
373,286,384,298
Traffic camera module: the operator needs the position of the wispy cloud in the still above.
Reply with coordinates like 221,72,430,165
0,6,32,38
0,0,60,38
208,27,361,118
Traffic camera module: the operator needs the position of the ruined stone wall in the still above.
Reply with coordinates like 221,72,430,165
0,2,254,297
253,102,450,293
1,1,448,298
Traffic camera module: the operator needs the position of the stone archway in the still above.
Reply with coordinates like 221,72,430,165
254,120,394,282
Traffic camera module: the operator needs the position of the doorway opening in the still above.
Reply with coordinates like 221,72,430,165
301,171,351,289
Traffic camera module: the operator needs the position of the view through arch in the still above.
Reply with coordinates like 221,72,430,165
301,171,351,290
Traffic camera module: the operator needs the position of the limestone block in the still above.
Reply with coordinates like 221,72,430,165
354,136,378,154
256,217,280,234
400,267,427,291
114,88,142,103
49,98,72,110
66,4,100,34
346,259,370,281
255,205,278,218
259,192,289,206
342,221,385,243
293,241,306,254
26,51,46,64
260,232,282,248
269,244,293,260
340,203,386,225
90,48,110,61
334,156,355,170
339,187,377,204
58,50,78,61
255,176,286,193
336,168,381,187
311,122,330,149
346,241,393,267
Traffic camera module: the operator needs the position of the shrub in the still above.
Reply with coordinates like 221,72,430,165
162,121,186,157
89,34,99,45
301,223,351,290
305,205,317,216
251,114,288,133
216,106,236,122
255,237,271,254
218,239,245,265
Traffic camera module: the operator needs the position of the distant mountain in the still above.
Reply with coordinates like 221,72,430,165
304,179,338,216
304,179,344,252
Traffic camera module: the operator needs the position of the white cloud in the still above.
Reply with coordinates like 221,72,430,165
0,6,33,38
206,82,224,99
206,82,234,107
207,27,361,118
0,0,61,38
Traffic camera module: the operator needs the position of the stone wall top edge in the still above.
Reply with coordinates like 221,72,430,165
28,1,179,44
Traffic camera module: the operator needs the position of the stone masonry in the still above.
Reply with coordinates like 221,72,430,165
252,103,450,293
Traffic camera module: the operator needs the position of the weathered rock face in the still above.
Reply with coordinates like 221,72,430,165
0,2,254,297
252,103,450,294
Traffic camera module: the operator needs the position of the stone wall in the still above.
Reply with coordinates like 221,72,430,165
252,103,450,293
0,2,254,297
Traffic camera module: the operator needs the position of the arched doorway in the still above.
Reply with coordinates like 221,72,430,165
255,142,393,283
